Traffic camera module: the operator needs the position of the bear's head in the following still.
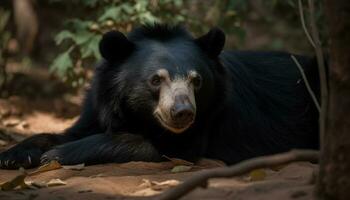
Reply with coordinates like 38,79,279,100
97,24,225,134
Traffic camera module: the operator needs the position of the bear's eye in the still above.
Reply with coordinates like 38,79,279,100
191,75,202,89
150,74,163,86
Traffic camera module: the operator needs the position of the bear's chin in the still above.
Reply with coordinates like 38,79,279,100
154,113,193,134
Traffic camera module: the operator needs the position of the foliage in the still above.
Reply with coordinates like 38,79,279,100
49,0,325,88
50,0,191,88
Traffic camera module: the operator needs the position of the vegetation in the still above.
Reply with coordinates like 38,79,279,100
49,0,196,87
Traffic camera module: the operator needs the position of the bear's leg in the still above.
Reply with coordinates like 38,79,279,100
0,133,70,169
40,133,161,165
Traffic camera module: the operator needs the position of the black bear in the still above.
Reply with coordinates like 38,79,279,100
0,24,319,169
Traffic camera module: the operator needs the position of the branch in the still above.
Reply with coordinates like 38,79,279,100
298,0,316,48
307,0,328,151
156,150,319,200
291,55,321,112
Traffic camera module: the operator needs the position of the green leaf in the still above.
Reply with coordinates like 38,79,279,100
120,3,134,15
65,19,93,31
80,35,102,59
139,12,159,23
50,48,73,77
98,7,121,22
135,0,148,12
74,31,94,45
55,30,75,45
82,0,99,7
173,0,183,7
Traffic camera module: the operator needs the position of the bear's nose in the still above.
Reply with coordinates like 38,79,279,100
170,95,195,124
171,104,194,124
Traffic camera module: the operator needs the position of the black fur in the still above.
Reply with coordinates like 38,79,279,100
0,24,319,169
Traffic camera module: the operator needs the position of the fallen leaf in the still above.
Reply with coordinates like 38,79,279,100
63,163,85,170
162,155,194,166
150,180,180,191
18,121,29,129
0,174,27,191
29,160,62,176
139,179,152,188
132,188,161,196
29,181,48,188
249,169,267,181
47,179,66,187
135,179,181,196
3,118,21,127
171,165,192,173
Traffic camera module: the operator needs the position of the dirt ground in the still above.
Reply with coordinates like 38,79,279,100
0,66,318,200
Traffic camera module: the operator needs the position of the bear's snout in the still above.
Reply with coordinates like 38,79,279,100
170,95,195,125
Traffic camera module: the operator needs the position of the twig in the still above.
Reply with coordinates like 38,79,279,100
291,55,321,112
156,150,319,200
307,0,328,154
298,0,316,48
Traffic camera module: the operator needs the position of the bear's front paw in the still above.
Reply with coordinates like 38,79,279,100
0,147,42,169
40,148,65,165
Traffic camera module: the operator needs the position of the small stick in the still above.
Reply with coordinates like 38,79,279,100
298,0,316,48
291,55,321,112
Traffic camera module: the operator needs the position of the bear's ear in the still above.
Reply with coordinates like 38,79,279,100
99,31,135,62
195,28,225,58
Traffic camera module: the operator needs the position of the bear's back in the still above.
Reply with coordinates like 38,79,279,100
203,51,319,164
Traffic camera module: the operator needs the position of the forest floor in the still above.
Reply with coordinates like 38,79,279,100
0,64,318,200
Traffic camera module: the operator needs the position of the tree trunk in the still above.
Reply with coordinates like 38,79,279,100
318,1,350,199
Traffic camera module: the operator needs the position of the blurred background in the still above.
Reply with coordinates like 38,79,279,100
0,0,326,142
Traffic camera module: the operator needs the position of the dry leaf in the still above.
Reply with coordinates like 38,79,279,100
24,181,41,190
29,160,62,176
0,174,27,191
249,169,267,181
150,180,180,191
62,163,85,170
133,179,180,196
47,179,66,187
3,118,21,127
132,188,161,196
139,179,152,188
18,121,29,130
29,181,48,188
171,165,192,173
162,155,194,166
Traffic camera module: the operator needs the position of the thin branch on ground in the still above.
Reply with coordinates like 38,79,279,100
298,0,316,48
307,0,328,151
291,55,321,112
155,150,319,200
